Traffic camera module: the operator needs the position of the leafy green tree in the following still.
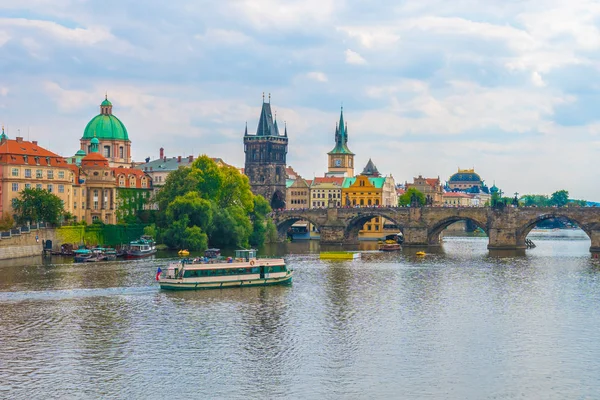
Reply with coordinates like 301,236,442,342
12,188,65,225
550,190,569,207
156,156,262,250
249,196,272,247
143,224,157,238
0,212,14,230
520,194,550,207
166,192,213,231
398,188,425,206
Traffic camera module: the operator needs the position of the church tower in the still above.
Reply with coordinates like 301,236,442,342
327,107,355,177
244,95,288,209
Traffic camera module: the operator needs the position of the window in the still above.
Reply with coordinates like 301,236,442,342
74,202,77,209
58,171,65,179
12,183,18,192
74,188,77,196
47,170,54,179
36,169,43,178
92,216,99,222
103,146,111,158
141,178,147,188
25,169,31,178
25,183,31,189
58,185,64,193
11,168,19,177
36,184,42,189
119,147,124,158
82,201,86,209
47,184,53,193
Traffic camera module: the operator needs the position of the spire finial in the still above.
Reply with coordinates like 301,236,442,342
274,111,277,120
105,92,108,100
262,92,265,102
268,93,271,103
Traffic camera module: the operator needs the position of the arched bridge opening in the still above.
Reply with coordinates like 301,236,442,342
275,215,321,241
344,212,404,243
518,213,591,248
428,216,488,246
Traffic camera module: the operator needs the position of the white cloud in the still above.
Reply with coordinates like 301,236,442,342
337,26,400,49
345,49,367,65
531,71,545,87
306,71,328,82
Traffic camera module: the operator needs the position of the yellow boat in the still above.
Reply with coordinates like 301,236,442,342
320,252,361,260
178,249,190,257
415,251,426,257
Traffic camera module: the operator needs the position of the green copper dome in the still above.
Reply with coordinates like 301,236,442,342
82,97,129,141
83,115,129,140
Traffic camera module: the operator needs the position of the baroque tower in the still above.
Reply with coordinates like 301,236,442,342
244,95,288,209
327,107,355,177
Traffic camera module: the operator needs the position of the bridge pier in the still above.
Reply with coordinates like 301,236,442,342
590,230,600,254
402,226,429,247
487,228,526,250
319,225,347,244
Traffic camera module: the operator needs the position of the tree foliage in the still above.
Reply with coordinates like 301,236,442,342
398,188,425,206
0,212,14,230
12,188,65,225
155,156,271,251
519,190,576,208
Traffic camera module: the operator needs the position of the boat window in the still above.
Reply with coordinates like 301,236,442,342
251,267,259,274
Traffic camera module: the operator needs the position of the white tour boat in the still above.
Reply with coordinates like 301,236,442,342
157,249,292,290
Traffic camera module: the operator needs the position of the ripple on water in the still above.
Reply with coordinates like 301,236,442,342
2,239,600,399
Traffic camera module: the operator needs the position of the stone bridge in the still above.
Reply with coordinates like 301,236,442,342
270,206,600,252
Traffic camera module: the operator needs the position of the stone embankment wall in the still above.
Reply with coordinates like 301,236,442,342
0,228,58,261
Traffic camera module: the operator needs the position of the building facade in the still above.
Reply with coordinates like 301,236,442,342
80,96,132,168
244,98,288,209
310,177,344,208
0,134,75,219
286,178,310,209
406,175,444,205
326,108,355,177
443,192,474,206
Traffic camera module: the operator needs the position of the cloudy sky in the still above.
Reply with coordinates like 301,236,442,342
1,0,599,200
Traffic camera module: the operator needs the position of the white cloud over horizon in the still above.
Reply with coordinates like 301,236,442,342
0,0,599,201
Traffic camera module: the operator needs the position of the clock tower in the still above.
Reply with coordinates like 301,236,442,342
327,107,355,177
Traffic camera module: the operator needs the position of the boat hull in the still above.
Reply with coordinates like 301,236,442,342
124,250,157,259
158,273,293,291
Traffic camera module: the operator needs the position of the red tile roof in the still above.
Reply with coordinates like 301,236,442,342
113,167,150,189
312,177,344,185
0,138,69,167
81,152,109,168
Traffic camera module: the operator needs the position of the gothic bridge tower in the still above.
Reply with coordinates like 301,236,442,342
244,95,288,209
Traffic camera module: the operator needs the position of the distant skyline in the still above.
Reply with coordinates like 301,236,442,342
1,0,599,201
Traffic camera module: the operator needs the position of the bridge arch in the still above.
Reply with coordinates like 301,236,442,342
427,215,489,245
274,214,322,240
343,210,405,242
516,212,591,245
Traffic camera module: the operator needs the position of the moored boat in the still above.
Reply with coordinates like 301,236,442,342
157,249,292,290
178,249,190,257
125,236,157,259
379,243,401,251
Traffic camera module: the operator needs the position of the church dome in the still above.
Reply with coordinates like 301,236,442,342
449,169,481,182
82,97,129,141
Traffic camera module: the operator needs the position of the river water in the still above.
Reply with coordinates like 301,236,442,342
1,233,600,399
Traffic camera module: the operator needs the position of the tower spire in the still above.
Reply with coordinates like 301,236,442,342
244,121,248,136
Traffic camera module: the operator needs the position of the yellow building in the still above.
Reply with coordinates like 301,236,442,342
342,174,385,238
0,133,76,220
443,192,474,206
310,177,344,208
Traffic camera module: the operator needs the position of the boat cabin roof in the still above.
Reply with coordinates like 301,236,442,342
168,259,284,271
